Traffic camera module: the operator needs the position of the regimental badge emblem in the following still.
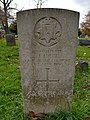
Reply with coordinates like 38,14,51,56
34,17,62,47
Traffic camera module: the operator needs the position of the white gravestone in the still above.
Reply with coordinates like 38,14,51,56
17,8,79,114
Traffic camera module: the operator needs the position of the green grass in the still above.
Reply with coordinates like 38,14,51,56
76,46,90,62
79,37,90,40
0,39,23,120
0,39,90,120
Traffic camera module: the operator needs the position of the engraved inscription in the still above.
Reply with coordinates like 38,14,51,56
34,17,62,47
31,49,70,67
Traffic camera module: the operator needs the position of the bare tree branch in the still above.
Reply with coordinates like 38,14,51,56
0,0,15,34
6,0,9,4
6,0,13,8
7,7,18,11
0,0,4,4
33,0,48,8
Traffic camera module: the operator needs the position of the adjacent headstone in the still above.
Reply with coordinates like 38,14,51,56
6,33,16,46
80,34,85,38
85,35,88,39
0,29,4,39
78,60,88,69
0,34,4,39
17,9,79,114
79,40,90,46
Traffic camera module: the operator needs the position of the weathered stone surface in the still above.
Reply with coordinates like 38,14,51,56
17,8,79,114
6,34,16,46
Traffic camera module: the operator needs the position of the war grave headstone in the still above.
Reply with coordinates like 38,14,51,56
17,8,79,114
6,33,16,46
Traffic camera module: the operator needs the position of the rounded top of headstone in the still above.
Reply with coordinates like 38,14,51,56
17,8,79,48
17,8,79,15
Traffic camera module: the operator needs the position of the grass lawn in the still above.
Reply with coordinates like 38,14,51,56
0,39,90,120
79,37,90,40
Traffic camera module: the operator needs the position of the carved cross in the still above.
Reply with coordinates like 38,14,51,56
36,68,59,97
27,68,59,100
